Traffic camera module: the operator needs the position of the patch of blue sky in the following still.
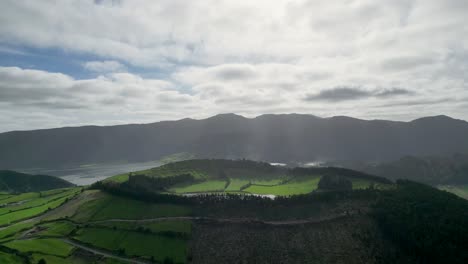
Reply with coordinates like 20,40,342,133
0,44,173,81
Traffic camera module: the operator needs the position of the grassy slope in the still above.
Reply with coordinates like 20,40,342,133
73,192,191,222
5,238,74,257
0,190,191,263
245,177,321,195
95,220,192,234
438,185,468,200
0,188,80,226
0,251,24,263
0,170,74,193
169,180,227,193
74,227,187,262
105,159,392,196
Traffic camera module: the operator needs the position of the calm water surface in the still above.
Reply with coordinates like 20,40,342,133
17,161,162,186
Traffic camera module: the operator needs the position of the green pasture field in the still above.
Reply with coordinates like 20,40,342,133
5,238,74,257
169,180,227,193
0,221,36,242
250,178,287,186
0,192,40,204
245,177,321,196
74,227,187,263
0,189,79,226
31,254,69,264
39,188,71,197
0,251,24,263
104,173,130,183
0,188,78,215
225,179,251,191
37,221,76,237
73,193,191,222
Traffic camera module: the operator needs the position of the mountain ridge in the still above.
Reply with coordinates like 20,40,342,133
1,114,468,169
2,114,466,133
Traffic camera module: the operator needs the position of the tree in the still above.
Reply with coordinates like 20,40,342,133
38,259,47,264
317,175,352,191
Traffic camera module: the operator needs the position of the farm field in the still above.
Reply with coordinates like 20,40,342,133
0,251,24,263
244,177,321,196
74,227,188,263
5,238,74,257
0,189,76,215
0,188,80,226
36,221,76,237
103,160,394,198
225,179,251,191
72,192,191,222
169,180,227,193
0,190,192,263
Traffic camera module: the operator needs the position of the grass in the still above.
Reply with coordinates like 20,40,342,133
251,178,286,186
95,220,192,234
438,185,468,200
105,159,288,184
0,192,39,204
350,179,373,189
40,188,70,197
32,254,68,264
225,179,251,191
245,177,321,196
37,221,76,237
42,190,101,221
0,221,36,241
0,188,78,215
0,251,25,263
104,173,129,183
0,190,79,226
5,238,74,257
169,180,227,193
75,227,187,262
73,193,191,222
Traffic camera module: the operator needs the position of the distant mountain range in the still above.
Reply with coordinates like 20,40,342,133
329,153,468,185
1,114,468,169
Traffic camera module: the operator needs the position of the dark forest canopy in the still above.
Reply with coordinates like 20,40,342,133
0,170,74,193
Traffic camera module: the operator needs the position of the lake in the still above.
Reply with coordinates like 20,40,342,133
17,160,162,186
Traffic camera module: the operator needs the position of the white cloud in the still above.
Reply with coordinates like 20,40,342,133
83,60,126,72
0,1,467,130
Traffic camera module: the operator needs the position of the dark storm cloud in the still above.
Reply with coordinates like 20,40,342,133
305,87,415,102
378,97,455,108
305,87,373,102
375,88,414,98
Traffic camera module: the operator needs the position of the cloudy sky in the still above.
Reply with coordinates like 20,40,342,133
1,0,467,132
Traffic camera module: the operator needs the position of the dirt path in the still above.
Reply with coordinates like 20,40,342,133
62,238,152,264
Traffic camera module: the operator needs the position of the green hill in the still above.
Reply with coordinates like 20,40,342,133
104,159,392,196
0,176,465,263
0,170,74,193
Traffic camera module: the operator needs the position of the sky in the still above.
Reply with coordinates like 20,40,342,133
0,0,467,132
